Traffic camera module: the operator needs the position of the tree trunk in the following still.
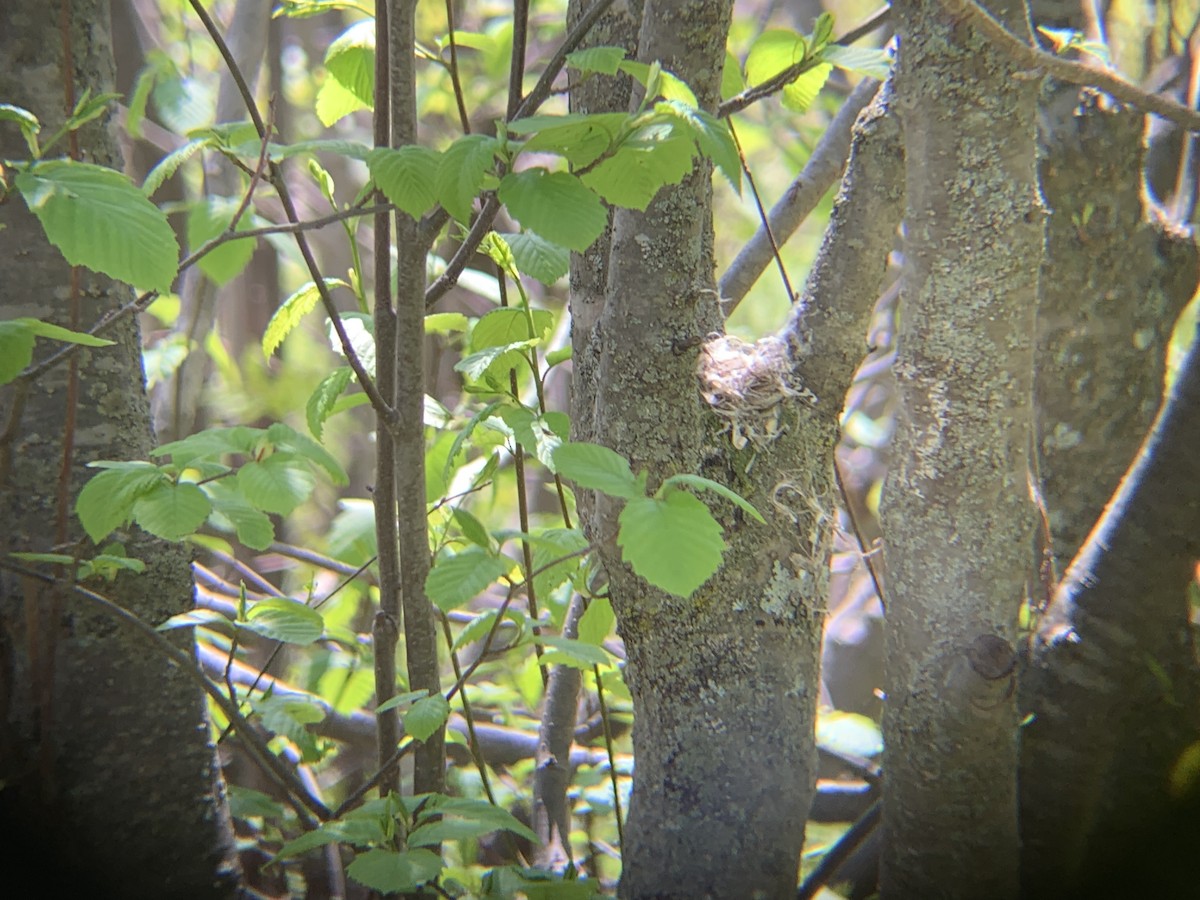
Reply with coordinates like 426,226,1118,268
0,2,239,895
879,0,1042,895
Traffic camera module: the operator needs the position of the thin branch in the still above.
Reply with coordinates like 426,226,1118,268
796,801,881,900
719,76,880,309
949,0,1200,132
1,561,330,823
188,0,396,431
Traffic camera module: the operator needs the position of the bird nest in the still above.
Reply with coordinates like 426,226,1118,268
697,333,818,450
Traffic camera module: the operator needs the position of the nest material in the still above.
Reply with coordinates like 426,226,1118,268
697,333,818,449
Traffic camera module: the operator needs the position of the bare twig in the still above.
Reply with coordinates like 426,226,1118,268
948,0,1200,132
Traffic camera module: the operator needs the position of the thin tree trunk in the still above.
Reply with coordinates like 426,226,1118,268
0,2,239,895
879,0,1042,895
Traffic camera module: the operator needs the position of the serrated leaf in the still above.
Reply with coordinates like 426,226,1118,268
745,29,808,87
514,113,624,168
425,547,511,611
618,492,725,597
347,848,443,893
551,442,640,500
404,694,451,742
499,406,565,469
267,421,348,484
455,339,539,381
236,454,317,515
423,797,539,843
500,231,569,284
316,76,367,127
157,608,233,632
435,134,498,223
368,145,440,219
306,366,354,440
577,597,614,646
244,597,325,644
565,45,628,75
657,101,741,192
660,474,765,523
451,609,501,652
131,481,212,541
375,689,430,715
782,63,832,113
721,49,745,100
538,635,612,669
580,135,695,209
316,20,374,125
153,425,261,464
17,160,179,292
618,61,698,106
203,480,276,550
820,44,891,81
187,196,256,286
76,462,168,542
328,312,375,376
497,169,606,253
142,139,207,197
273,827,343,861
531,527,589,600
452,507,492,549
264,278,348,357
471,308,554,351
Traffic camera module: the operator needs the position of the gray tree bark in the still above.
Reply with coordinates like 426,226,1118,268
0,2,240,895
878,0,1042,895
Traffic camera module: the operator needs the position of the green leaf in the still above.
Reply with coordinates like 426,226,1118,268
157,608,234,633
423,796,539,843
375,689,430,715
142,138,207,197
236,454,317,515
435,134,499,223
452,507,492,549
367,145,440,219
347,848,443,894
530,527,589,600
456,339,538,382
0,321,35,385
811,11,836,49
500,231,569,284
306,366,354,440
203,481,275,550
16,160,179,292
513,113,624,168
565,45,628,75
425,312,469,335
721,49,746,100
497,169,606,253
317,19,374,125
273,827,343,861
425,547,511,611
0,103,41,156
187,196,256,286
618,61,698,106
404,693,451,742
537,635,612,669
500,406,566,469
76,462,168,542
618,491,725,598
253,692,325,761
660,473,765,523
131,481,212,541
471,308,554,351
580,135,695,210
551,442,640,500
577,597,614,646
745,29,808,87
153,425,261,464
782,63,832,113
819,44,891,81
244,597,325,644
264,278,348,357
267,421,349,485
657,101,741,192
0,318,113,386
451,609,501,652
